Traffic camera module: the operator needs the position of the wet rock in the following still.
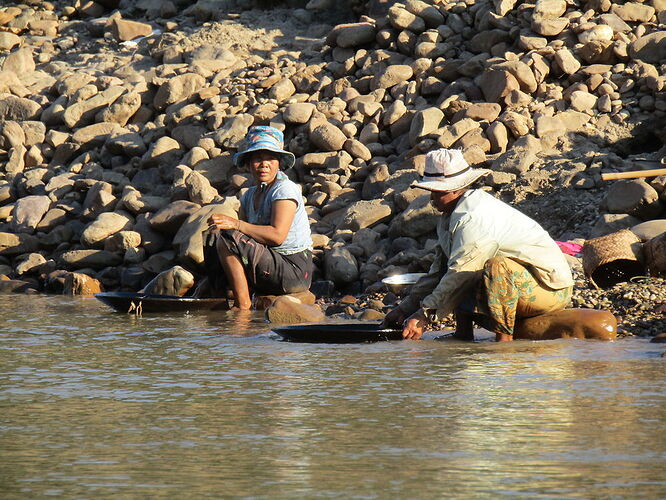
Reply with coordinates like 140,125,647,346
514,308,617,340
0,279,38,294
63,272,103,296
266,295,325,324
142,265,194,296
254,290,316,310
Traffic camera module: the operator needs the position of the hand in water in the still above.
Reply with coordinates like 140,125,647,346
402,310,427,340
208,214,240,231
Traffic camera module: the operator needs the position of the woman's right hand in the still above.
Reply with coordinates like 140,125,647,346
208,214,241,231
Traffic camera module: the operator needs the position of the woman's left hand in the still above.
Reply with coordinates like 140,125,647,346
208,214,241,231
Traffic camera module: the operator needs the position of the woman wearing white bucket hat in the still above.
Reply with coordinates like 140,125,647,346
383,148,574,341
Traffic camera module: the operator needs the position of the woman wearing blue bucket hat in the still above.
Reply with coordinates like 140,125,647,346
203,126,312,309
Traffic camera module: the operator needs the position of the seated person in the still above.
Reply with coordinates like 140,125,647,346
383,149,574,341
203,126,313,309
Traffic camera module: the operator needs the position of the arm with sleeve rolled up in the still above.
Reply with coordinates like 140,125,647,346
420,234,500,318
401,235,500,339
397,245,447,316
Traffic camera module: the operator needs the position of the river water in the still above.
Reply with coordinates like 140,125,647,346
1,294,665,499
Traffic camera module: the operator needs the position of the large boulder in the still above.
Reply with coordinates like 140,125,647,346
514,309,617,340
324,246,359,286
172,200,240,268
603,179,662,220
11,195,50,234
81,212,133,248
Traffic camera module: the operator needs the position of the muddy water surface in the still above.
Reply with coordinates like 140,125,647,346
1,295,665,498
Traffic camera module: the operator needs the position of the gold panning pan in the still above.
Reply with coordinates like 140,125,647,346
582,229,644,288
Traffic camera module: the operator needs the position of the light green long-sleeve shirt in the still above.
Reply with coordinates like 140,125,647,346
398,189,574,318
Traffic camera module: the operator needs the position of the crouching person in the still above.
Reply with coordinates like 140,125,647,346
382,149,574,341
203,126,313,309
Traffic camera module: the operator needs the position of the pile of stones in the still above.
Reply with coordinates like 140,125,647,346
0,0,664,332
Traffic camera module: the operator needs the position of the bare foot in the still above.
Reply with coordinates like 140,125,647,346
495,332,513,342
231,302,252,311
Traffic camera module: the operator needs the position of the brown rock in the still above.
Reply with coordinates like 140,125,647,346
63,273,103,296
371,65,413,90
0,279,38,294
554,48,581,74
388,6,426,33
531,17,569,36
311,122,347,151
254,290,316,310
0,32,21,51
514,309,617,340
111,18,153,42
58,250,122,270
611,2,655,22
479,69,520,103
266,296,325,324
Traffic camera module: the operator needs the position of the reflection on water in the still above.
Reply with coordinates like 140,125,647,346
1,295,665,498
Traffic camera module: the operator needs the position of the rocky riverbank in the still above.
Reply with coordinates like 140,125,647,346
0,0,665,337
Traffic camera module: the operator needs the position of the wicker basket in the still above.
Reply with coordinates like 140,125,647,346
582,229,644,288
644,232,666,276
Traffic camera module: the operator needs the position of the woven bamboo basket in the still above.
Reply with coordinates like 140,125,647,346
582,229,644,288
644,232,666,276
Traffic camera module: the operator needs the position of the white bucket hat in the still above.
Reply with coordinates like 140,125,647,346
412,149,490,192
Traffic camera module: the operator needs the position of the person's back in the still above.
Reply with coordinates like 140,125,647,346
445,189,572,289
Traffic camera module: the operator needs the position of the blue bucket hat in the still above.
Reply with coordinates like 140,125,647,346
232,126,296,169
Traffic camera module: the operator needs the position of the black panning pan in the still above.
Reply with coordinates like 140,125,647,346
94,292,227,313
272,322,402,343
